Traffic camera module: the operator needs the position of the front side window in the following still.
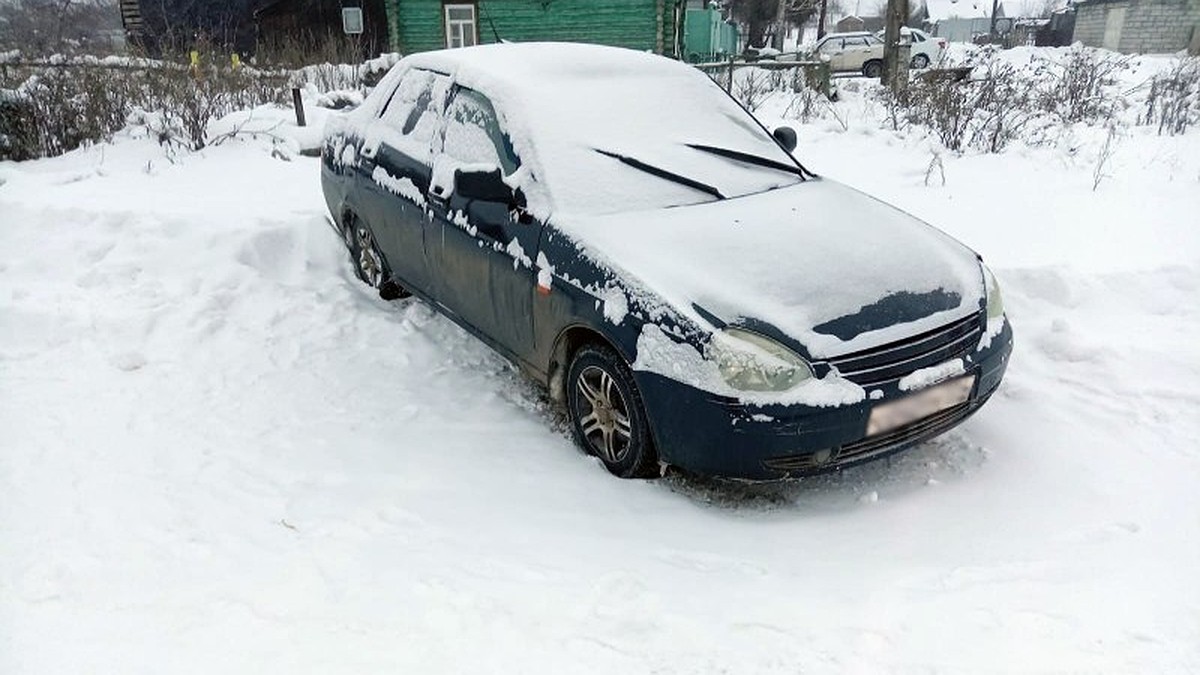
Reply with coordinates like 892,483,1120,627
373,68,452,162
442,88,520,175
444,4,477,49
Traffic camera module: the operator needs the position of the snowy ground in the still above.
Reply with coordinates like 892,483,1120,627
2,71,1199,672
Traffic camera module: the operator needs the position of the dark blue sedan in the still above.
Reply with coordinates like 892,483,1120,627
320,42,1012,480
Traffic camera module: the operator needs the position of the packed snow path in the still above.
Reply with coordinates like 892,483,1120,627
2,120,1198,672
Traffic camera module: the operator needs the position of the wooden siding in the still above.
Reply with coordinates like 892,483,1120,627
388,0,679,57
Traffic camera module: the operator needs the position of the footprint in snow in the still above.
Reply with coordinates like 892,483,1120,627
110,351,148,371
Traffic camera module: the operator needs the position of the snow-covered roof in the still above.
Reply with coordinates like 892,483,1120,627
923,0,1039,20
396,42,801,218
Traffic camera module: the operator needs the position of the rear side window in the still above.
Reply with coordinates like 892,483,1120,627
442,88,520,176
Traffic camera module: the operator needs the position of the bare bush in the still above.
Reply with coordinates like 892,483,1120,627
888,75,974,150
1041,46,1129,124
255,30,381,70
0,56,289,159
734,67,771,112
136,65,287,151
1092,124,1119,191
0,64,135,159
924,151,945,186
877,49,1053,153
1142,58,1200,136
969,60,1039,153
783,85,825,123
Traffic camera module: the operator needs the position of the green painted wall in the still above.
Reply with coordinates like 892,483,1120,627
387,0,680,57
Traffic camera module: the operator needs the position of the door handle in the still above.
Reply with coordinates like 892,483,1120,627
428,184,449,207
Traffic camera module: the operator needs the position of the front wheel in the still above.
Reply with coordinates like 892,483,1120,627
567,344,658,479
862,60,883,78
911,53,930,69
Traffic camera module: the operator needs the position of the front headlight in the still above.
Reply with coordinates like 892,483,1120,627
709,328,813,392
983,264,1004,320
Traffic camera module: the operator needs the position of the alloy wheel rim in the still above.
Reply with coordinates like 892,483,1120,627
356,227,383,288
575,365,632,464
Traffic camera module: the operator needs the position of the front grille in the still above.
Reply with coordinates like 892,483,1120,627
825,311,984,387
762,397,979,475
836,399,973,463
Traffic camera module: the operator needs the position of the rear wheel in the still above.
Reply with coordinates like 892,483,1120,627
862,60,883,78
911,53,930,69
346,217,408,301
567,344,657,479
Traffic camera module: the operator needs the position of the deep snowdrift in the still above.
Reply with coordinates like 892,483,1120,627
2,79,1198,673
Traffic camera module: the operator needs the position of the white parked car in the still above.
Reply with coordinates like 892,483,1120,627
875,27,948,69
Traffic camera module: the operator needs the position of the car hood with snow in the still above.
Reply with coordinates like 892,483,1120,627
568,178,985,359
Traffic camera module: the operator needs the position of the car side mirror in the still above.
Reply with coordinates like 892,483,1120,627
454,167,514,204
772,126,797,153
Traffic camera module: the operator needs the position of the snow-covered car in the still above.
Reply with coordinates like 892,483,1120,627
874,27,948,69
320,42,1012,481
813,31,886,77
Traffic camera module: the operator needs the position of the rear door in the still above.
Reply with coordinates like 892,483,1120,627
426,87,542,359
817,38,847,70
843,37,873,69
357,68,452,295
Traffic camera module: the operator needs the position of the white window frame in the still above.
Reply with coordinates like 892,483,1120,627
444,3,478,49
341,7,364,35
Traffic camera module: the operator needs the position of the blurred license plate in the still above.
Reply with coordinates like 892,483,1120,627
866,375,975,437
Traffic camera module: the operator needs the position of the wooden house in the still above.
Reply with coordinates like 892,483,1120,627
384,0,684,57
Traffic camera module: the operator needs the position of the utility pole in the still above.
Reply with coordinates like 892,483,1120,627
988,0,1000,41
881,0,909,90
816,0,829,39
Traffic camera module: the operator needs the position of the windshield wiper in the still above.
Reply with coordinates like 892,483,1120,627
686,144,815,179
595,149,725,201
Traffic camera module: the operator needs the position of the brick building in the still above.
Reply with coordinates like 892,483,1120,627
1072,0,1200,54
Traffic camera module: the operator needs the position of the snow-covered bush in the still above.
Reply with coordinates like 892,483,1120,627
134,65,289,151
0,64,136,160
865,46,1147,154
782,85,827,123
0,60,289,159
1036,46,1130,125
734,68,772,112
0,51,399,160
1141,58,1200,136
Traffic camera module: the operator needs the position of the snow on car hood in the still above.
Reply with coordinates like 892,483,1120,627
567,178,985,359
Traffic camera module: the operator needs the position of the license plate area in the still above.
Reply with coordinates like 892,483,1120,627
866,375,976,437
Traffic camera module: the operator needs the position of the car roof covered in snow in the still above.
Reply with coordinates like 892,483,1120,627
374,42,803,218
403,42,692,97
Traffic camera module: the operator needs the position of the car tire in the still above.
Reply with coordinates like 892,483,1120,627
567,344,657,479
862,60,883,78
347,218,408,301
911,53,930,69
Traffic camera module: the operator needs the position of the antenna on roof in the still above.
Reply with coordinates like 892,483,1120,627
478,2,504,43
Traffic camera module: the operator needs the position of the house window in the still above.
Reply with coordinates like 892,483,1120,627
444,4,477,49
341,7,364,35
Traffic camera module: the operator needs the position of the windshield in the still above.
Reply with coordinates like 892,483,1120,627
539,77,801,216
444,46,804,217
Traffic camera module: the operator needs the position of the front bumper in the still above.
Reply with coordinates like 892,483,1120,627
635,320,1013,481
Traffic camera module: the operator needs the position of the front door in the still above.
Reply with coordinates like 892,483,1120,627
426,86,541,359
